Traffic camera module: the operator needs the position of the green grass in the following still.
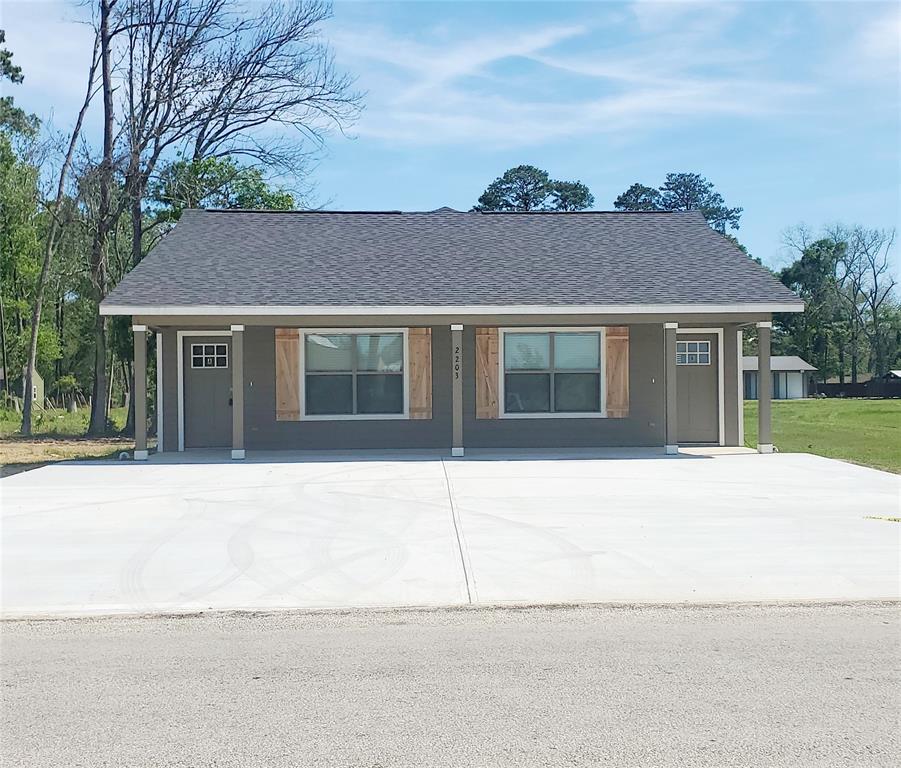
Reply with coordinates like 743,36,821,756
744,399,901,474
0,406,128,437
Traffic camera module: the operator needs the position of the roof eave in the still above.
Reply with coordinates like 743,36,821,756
101,301,806,317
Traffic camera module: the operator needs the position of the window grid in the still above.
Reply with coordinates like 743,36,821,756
503,332,602,414
676,340,711,366
304,332,404,416
191,343,228,369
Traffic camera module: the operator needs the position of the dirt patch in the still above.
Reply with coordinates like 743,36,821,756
0,437,137,477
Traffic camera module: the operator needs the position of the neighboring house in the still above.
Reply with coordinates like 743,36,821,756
100,208,803,459
743,356,816,400
0,367,44,405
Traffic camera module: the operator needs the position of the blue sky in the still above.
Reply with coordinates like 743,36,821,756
3,0,900,273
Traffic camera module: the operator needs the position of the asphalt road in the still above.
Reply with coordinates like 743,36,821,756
2,603,899,767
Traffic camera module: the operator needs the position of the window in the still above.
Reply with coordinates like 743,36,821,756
676,340,711,365
502,330,603,415
303,331,405,417
191,343,228,368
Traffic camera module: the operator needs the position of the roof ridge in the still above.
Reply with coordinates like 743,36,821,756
196,208,693,215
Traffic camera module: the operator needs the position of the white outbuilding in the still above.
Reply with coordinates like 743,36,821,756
743,356,816,400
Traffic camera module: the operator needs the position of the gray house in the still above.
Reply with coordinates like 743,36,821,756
743,356,816,400
100,208,803,459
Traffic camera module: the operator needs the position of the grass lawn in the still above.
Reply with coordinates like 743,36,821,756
744,399,901,474
0,407,144,476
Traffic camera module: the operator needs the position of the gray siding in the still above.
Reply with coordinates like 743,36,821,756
243,326,452,450
464,324,665,448
158,320,751,452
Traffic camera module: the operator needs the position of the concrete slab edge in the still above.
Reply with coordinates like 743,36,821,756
4,598,899,623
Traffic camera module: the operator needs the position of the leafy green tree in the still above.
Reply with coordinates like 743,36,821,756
776,238,845,381
149,157,295,224
614,172,742,233
613,183,661,211
0,41,55,400
0,30,38,135
550,181,595,212
474,165,594,212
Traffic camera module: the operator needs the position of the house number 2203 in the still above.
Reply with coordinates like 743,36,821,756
454,346,461,380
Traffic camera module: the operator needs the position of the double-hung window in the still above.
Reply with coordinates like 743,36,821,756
303,331,406,417
502,330,604,416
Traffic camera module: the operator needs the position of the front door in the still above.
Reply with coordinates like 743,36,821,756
676,334,719,444
183,336,232,448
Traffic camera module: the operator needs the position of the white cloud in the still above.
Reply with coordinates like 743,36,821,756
856,6,901,65
332,8,813,149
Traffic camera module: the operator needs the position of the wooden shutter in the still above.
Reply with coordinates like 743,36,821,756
408,328,432,419
275,328,301,421
475,327,499,419
605,326,629,418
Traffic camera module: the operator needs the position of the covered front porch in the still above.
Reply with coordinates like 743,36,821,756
128,316,778,460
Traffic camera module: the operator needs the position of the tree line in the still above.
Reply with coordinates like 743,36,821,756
2,8,898,442
1,0,360,436
474,165,900,381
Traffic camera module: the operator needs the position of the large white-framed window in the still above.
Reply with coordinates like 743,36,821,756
498,327,607,419
300,328,409,420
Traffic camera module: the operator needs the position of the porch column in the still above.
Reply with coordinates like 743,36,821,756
133,324,148,460
451,324,464,457
231,325,245,460
664,322,678,454
757,321,773,453
155,332,164,452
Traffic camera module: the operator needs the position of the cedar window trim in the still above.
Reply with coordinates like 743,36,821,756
497,327,608,419
298,328,410,421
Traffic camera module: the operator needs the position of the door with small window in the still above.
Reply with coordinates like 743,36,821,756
183,336,232,448
676,334,719,444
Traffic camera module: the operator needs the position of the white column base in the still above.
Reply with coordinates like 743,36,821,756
757,443,774,454
665,444,679,455
451,447,465,457
231,449,246,460
133,450,148,461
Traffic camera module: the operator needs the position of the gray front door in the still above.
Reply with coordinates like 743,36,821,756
184,336,232,449
676,334,719,444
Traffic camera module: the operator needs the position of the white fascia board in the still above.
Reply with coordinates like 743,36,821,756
101,302,805,317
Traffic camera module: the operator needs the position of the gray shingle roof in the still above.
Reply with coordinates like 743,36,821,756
103,208,803,309
743,356,817,372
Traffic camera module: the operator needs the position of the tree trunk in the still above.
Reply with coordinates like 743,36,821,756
86,0,116,436
88,313,109,435
131,188,143,268
55,292,64,381
20,28,100,435
0,292,8,397
21,252,52,437
123,358,135,435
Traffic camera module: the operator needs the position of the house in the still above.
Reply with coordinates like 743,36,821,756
99,208,804,459
743,356,816,400
0,367,44,406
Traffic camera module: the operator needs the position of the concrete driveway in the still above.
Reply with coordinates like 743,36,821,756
1,452,898,616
